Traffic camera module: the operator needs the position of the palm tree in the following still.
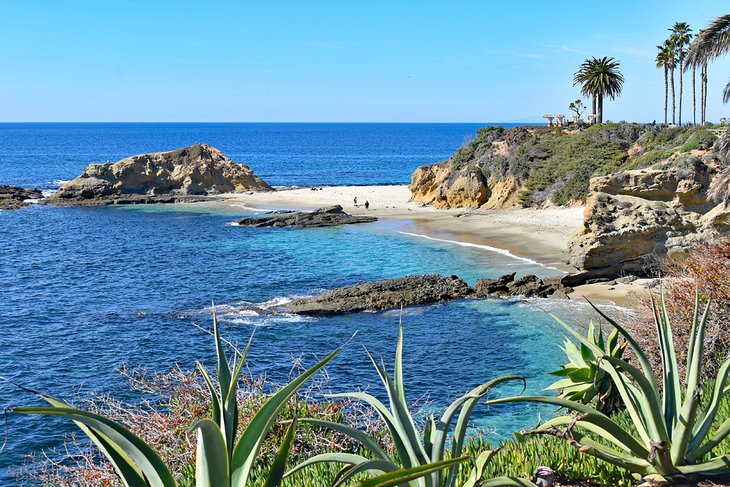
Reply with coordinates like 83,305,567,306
686,14,730,110
656,43,674,124
670,22,693,126
573,57,624,124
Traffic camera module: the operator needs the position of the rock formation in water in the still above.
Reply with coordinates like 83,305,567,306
49,144,271,205
284,274,471,315
473,272,573,298
283,272,573,315
233,205,376,228
567,158,730,281
0,185,42,210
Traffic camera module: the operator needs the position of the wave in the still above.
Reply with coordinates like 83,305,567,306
50,179,70,186
199,294,313,327
398,231,564,272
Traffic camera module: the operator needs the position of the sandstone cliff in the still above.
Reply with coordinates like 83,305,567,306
567,157,730,279
50,144,271,204
410,123,719,210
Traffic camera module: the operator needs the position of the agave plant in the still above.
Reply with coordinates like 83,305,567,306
13,310,342,487
546,322,626,415
285,322,533,487
489,293,730,485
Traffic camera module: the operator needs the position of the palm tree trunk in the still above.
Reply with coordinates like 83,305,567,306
693,65,696,125
702,63,707,125
664,66,668,125
679,58,684,127
671,67,676,125
592,96,596,119
597,94,604,124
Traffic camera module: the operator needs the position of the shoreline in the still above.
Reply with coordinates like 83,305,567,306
214,185,650,309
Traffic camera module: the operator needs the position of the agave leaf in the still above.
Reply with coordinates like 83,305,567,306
197,362,222,428
485,396,649,458
688,355,730,459
327,391,413,469
444,376,524,487
463,448,499,487
36,393,148,487
14,406,176,487
332,461,400,487
364,347,429,468
285,452,381,479
423,415,435,458
671,299,711,463
679,454,730,476
296,418,391,461
350,457,469,487
580,301,660,392
394,317,407,406
652,293,682,432
195,419,230,487
262,417,297,487
566,429,651,473
229,344,342,487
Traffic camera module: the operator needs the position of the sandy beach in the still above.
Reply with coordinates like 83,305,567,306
216,185,649,308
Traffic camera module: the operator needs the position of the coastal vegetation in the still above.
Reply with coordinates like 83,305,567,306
16,290,730,486
410,122,722,209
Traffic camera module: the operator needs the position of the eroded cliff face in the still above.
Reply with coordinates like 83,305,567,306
50,144,271,204
568,159,730,278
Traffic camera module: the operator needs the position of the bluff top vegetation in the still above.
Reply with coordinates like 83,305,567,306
448,123,723,206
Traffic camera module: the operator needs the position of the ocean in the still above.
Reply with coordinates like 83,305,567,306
0,123,609,484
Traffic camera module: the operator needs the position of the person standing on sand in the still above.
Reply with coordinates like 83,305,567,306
365,200,370,210
353,196,358,207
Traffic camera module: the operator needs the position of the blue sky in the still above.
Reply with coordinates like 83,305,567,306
1,0,729,122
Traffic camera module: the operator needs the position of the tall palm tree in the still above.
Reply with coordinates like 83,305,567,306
573,57,624,124
686,14,730,108
656,43,673,124
671,22,693,126
663,38,678,124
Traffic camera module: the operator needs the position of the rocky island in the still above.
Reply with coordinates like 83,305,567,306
233,205,377,228
0,185,42,210
49,144,271,205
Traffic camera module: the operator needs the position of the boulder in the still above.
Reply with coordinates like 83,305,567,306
568,161,725,278
49,144,271,205
233,205,376,228
473,273,572,298
284,274,471,315
0,185,42,210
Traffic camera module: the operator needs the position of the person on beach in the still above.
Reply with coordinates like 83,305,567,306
353,196,358,206
364,200,370,209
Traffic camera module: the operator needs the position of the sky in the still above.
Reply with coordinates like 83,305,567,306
1,0,729,123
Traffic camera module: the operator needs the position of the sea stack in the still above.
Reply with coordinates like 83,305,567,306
49,144,272,205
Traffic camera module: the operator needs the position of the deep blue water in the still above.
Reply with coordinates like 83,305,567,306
0,123,614,485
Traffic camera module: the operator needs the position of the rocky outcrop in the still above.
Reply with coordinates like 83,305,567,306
284,274,471,315
233,205,376,228
49,144,271,205
0,185,42,210
568,160,728,280
474,273,573,298
409,160,524,210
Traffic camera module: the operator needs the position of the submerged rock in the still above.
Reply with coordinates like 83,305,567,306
0,185,42,210
284,274,471,315
233,205,377,228
49,144,271,205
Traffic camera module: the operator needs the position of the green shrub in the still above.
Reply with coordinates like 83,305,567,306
679,129,718,152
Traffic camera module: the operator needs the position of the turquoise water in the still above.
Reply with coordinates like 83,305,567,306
0,123,615,484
